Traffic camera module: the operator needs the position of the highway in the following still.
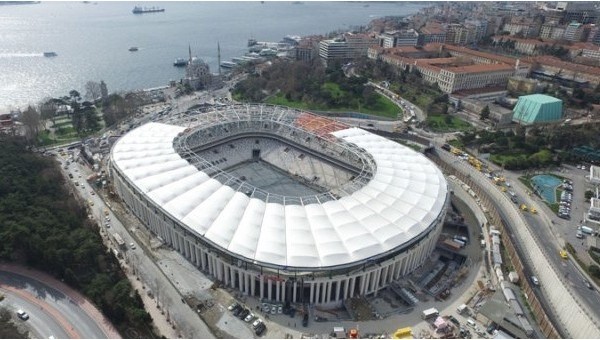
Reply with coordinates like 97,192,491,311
434,146,600,338
0,268,109,339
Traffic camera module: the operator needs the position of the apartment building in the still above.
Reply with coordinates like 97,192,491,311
418,23,446,45
378,29,419,48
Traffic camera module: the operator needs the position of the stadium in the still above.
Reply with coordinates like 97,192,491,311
109,104,449,306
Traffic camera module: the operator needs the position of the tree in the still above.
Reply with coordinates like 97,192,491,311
69,90,81,102
84,81,102,101
100,81,109,101
480,105,490,120
20,105,41,144
38,98,58,126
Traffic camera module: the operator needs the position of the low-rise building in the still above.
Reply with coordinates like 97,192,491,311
533,55,600,86
512,94,563,126
370,43,531,94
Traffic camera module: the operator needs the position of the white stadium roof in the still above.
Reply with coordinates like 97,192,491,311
112,120,447,269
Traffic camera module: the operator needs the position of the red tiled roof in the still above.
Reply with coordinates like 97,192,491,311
534,55,600,76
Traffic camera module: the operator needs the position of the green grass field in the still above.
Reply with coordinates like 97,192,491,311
426,114,471,132
266,85,400,119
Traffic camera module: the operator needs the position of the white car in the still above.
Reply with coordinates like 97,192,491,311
17,310,29,320
252,318,263,329
129,242,136,250
244,312,255,322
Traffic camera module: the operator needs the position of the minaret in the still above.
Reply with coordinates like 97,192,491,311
188,44,192,64
218,41,222,76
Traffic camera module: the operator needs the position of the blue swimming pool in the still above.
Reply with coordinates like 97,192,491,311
531,174,562,203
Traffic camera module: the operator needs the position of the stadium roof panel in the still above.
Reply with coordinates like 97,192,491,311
111,108,448,269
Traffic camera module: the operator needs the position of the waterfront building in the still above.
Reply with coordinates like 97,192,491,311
294,36,322,62
319,33,378,64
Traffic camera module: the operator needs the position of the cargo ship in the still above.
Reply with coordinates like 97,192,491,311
132,5,165,14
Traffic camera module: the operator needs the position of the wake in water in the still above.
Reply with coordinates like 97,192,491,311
0,53,51,58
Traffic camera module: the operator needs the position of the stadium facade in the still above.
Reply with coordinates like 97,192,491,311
110,104,449,306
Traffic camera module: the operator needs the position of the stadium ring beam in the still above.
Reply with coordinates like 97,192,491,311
110,104,449,307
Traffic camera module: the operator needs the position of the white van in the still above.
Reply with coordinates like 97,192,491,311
466,318,476,328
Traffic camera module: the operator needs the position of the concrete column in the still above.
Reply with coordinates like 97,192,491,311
268,279,273,301
251,275,256,297
323,282,330,304
374,268,382,296
309,282,315,304
314,282,321,304
216,260,222,281
207,255,213,274
382,266,389,285
343,278,349,299
293,282,297,302
276,280,281,302
200,250,207,270
359,274,366,295
335,280,341,303
350,277,356,298
260,275,264,300
223,265,229,285
282,281,286,302
238,269,244,290
245,273,250,295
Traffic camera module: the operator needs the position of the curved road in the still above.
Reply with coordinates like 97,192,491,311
0,264,120,339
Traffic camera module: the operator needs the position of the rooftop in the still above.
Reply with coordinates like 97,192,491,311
517,94,562,104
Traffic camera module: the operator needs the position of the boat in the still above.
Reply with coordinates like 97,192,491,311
43,52,57,57
220,61,237,69
173,58,187,67
128,47,139,52
132,5,165,14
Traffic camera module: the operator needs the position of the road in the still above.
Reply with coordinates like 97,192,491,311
434,145,600,338
490,164,600,325
0,266,116,339
62,153,215,338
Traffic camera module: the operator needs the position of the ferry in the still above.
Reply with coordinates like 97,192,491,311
128,47,139,52
43,52,57,57
173,58,187,67
132,5,165,14
220,61,237,69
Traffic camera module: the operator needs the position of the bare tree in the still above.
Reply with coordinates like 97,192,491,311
20,105,41,144
84,81,102,101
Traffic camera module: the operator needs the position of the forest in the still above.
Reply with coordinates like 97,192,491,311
0,138,157,338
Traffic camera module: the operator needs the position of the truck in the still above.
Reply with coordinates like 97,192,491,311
581,226,594,235
456,304,468,315
422,308,439,320
443,239,463,251
453,238,466,248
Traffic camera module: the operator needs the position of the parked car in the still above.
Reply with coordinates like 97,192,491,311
270,305,277,314
238,308,249,320
255,323,267,336
244,313,255,322
252,318,263,330
16,310,29,320
584,279,593,290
